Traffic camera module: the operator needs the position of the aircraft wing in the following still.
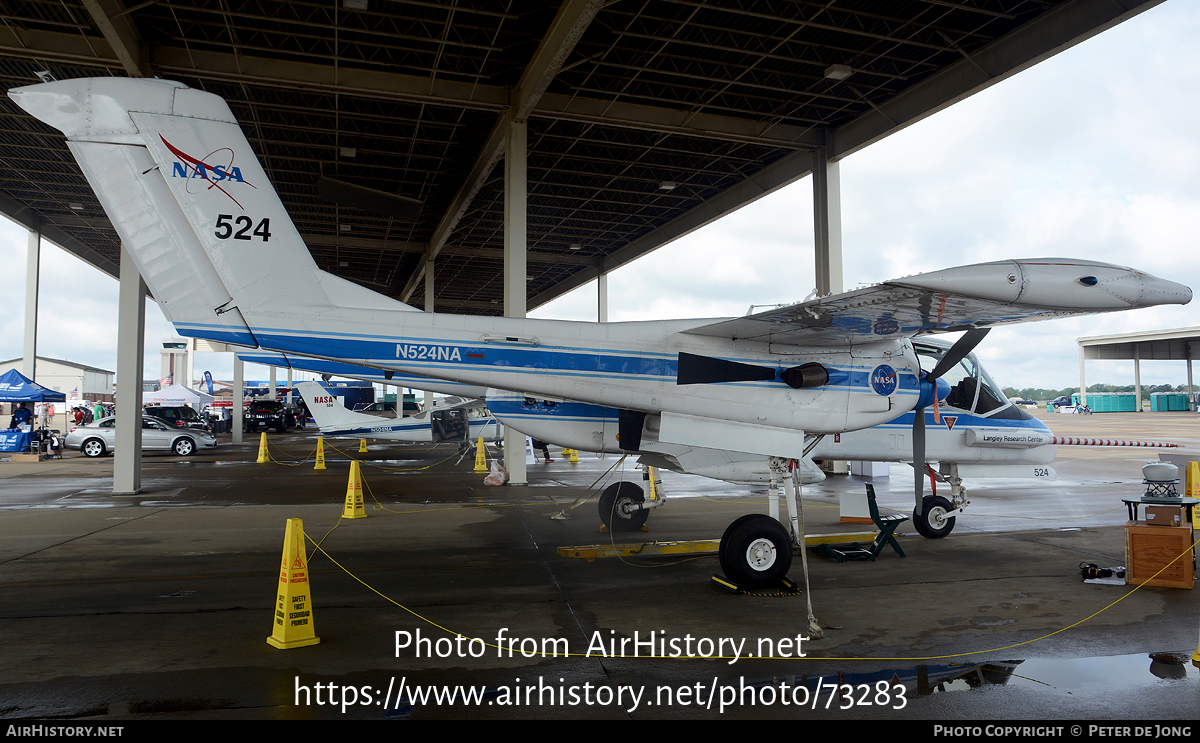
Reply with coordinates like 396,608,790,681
682,259,1191,346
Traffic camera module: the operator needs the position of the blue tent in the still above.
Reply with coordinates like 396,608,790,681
0,369,67,403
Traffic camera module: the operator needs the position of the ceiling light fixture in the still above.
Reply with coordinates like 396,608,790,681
825,64,853,81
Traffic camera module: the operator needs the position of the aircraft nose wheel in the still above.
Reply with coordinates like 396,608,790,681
718,514,792,588
598,481,648,531
913,495,956,539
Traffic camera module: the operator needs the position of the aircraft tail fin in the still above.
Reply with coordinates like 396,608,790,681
9,77,417,347
295,381,400,433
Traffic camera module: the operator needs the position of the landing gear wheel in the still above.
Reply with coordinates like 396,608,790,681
598,482,648,531
913,495,956,539
719,514,792,588
718,514,763,572
172,438,195,456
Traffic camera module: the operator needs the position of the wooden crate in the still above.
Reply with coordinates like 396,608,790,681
1125,522,1195,589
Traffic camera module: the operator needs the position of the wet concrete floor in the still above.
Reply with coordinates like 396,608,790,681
1,412,1197,720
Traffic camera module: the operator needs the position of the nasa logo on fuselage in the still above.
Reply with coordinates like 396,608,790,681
870,364,898,396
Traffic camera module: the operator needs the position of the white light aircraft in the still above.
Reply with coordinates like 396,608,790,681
487,335,1178,538
14,77,1190,587
294,381,500,445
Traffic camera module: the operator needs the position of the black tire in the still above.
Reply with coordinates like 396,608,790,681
718,514,764,573
82,438,106,458
719,515,792,588
598,482,648,531
913,495,956,539
172,437,195,456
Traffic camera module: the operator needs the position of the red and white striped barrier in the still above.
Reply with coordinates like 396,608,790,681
1051,437,1177,448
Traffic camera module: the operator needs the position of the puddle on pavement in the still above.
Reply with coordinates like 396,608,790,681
763,651,1198,696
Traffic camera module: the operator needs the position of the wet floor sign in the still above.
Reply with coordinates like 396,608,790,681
267,518,320,649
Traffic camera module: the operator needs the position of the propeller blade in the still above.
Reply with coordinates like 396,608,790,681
928,327,991,380
913,409,925,516
677,352,775,385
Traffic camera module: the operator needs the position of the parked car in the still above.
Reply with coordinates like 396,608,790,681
1050,395,1074,407
144,405,211,432
244,399,295,433
66,415,218,457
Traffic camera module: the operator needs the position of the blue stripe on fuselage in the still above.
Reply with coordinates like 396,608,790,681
175,321,918,394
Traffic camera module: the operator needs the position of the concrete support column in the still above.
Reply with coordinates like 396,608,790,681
1078,346,1087,407
22,220,40,379
503,109,528,486
424,256,435,414
812,129,843,297
233,354,245,445
597,271,608,323
113,245,145,495
286,367,293,406
1134,346,1141,412
1188,354,1194,411
269,366,277,401
186,338,196,391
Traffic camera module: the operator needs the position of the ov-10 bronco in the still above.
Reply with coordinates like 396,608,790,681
12,77,1189,586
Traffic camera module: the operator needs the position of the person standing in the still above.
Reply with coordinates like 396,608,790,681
11,402,32,429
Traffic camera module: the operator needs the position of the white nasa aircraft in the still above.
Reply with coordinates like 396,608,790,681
255,348,1171,542
14,77,1190,587
294,381,501,445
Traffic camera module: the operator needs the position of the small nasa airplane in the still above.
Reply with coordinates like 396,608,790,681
294,381,501,445
14,77,1190,587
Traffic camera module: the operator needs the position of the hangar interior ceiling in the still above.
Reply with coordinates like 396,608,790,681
0,0,1163,315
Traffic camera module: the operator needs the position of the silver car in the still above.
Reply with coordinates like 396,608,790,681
66,415,218,457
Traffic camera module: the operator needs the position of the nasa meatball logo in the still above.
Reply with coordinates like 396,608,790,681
870,365,898,396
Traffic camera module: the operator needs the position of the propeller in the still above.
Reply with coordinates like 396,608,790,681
911,327,990,515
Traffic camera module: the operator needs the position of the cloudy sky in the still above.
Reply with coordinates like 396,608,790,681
2,1,1197,394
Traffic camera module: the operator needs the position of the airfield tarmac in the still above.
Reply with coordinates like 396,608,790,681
1,411,1197,721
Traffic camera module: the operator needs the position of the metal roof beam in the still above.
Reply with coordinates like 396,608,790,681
528,146,816,310
402,0,604,302
0,190,120,280
831,0,1168,161
80,0,150,77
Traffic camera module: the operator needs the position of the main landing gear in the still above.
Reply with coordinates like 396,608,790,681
718,514,792,587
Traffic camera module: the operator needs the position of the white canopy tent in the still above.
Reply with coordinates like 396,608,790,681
143,383,214,406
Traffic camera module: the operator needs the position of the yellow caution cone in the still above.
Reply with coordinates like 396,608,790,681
474,436,488,473
315,436,326,471
257,431,269,464
266,518,320,649
1189,461,1200,528
359,438,368,453
342,460,367,519
568,448,579,464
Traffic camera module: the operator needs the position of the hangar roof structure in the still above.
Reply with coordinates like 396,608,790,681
1078,327,1200,362
0,0,1165,315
